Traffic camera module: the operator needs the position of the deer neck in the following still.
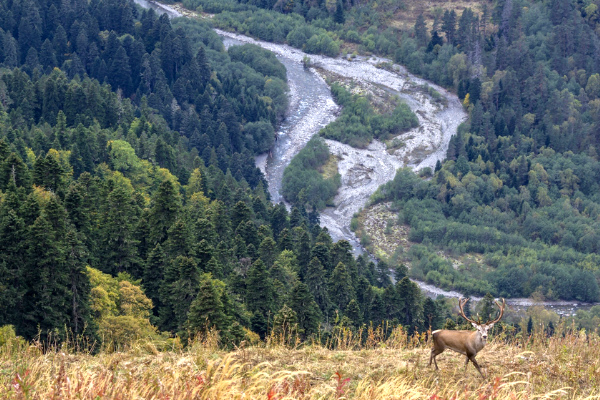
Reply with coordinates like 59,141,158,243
472,331,486,352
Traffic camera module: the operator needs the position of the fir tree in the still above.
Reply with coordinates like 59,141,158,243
186,274,230,335
329,262,355,312
246,259,275,337
305,257,330,315
148,179,181,245
289,282,321,339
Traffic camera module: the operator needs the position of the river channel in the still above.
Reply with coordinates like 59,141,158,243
133,0,596,316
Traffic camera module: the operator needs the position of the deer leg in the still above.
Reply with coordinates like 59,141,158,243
464,356,469,370
468,354,486,379
429,348,442,369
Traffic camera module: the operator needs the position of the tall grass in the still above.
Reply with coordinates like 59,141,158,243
2,324,600,399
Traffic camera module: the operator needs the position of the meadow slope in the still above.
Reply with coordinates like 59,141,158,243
2,327,600,399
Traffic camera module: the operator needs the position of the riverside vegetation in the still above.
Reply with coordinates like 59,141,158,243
184,0,600,303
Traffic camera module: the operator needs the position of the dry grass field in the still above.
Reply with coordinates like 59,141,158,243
2,325,600,399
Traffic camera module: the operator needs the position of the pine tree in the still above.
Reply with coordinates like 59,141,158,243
527,316,533,335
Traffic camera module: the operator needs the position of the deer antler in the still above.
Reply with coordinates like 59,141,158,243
458,298,478,325
486,298,506,325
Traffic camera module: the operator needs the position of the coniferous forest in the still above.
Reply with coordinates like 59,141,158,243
0,0,448,348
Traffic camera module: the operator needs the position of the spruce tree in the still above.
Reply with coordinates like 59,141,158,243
246,259,275,337
329,262,355,312
479,293,496,322
109,46,132,95
396,277,423,330
144,243,166,318
23,206,70,339
0,207,27,328
100,184,140,275
334,0,345,24
345,299,362,328
187,274,230,335
172,256,200,330
148,179,181,245
414,14,428,47
289,282,321,339
305,257,330,315
375,260,392,287
258,236,277,268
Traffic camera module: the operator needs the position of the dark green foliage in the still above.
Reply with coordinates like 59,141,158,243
246,259,275,336
186,273,230,335
329,262,355,312
228,44,286,81
289,282,321,338
282,136,340,209
305,257,330,315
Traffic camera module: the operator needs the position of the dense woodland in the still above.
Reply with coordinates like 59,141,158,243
0,0,462,347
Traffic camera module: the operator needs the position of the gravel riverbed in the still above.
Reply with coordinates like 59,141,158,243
133,0,596,313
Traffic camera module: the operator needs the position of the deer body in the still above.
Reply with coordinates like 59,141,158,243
429,298,505,378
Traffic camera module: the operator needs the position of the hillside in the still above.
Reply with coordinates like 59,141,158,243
1,327,599,399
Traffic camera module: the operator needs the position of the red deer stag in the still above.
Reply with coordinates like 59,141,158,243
429,297,505,378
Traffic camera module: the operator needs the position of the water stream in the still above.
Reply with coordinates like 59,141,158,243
133,0,596,315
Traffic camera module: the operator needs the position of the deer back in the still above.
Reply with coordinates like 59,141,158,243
432,329,484,355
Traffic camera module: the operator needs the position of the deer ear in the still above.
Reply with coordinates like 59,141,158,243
471,322,478,328
488,323,495,329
